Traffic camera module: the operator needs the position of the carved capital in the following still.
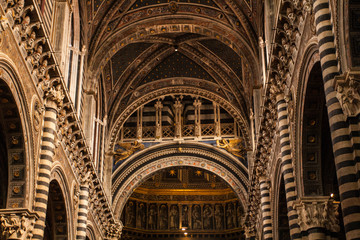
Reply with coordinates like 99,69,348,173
105,221,123,240
244,223,256,238
334,71,360,119
44,84,64,107
79,169,93,187
294,197,340,232
0,209,38,240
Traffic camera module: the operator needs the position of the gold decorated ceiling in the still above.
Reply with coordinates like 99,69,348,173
83,0,262,134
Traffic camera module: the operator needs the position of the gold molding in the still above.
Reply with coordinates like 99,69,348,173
133,187,234,196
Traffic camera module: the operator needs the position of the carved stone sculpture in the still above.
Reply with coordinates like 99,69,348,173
335,72,360,119
106,221,123,240
294,197,340,233
0,211,37,240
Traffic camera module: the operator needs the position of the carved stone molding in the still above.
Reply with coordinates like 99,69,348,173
334,70,360,119
0,209,38,240
113,154,248,218
294,197,340,233
245,0,309,233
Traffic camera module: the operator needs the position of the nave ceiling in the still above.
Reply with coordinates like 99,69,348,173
81,0,262,150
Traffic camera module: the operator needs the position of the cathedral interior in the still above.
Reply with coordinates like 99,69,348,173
0,0,359,239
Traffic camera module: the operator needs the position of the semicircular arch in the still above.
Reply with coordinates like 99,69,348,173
108,85,251,151
111,142,249,218
0,56,34,209
294,41,319,196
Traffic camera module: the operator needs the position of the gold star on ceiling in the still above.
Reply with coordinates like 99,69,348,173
169,169,176,176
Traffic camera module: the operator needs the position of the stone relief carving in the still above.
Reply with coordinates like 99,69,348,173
0,212,37,240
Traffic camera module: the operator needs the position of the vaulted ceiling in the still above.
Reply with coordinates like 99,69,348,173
84,0,262,141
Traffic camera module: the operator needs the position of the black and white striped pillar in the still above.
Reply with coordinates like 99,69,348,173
76,176,91,239
259,177,273,240
276,94,301,240
32,95,61,239
312,0,360,238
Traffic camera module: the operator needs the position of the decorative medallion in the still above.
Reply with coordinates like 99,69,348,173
168,2,178,14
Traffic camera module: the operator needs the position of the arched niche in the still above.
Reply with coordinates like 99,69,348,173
296,50,346,239
120,166,245,240
300,62,338,196
0,76,29,209
44,180,69,240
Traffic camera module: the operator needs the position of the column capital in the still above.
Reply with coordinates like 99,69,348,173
44,84,65,108
105,221,123,240
294,196,340,233
244,224,256,239
0,209,38,240
275,92,285,104
334,70,360,119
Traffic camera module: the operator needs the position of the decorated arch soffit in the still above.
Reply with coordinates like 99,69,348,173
111,142,249,218
87,0,260,59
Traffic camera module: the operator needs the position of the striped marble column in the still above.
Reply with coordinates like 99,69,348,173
276,94,301,240
259,177,273,240
32,99,60,239
312,0,360,238
76,180,90,239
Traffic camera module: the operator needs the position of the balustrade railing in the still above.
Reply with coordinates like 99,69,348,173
122,123,235,140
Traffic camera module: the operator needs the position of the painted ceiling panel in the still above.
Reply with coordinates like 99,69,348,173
111,42,153,86
142,52,214,84
200,39,242,78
